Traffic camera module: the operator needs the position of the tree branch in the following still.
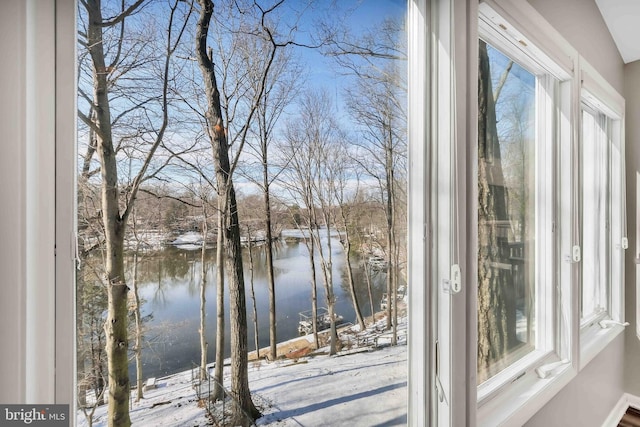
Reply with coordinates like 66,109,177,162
493,60,513,103
100,0,147,27
78,109,103,137
139,188,203,208
122,0,192,224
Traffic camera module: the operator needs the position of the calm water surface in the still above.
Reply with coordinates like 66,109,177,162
126,233,387,380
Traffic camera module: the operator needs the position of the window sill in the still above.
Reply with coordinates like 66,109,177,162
580,322,625,370
477,349,551,403
476,331,624,427
477,363,576,427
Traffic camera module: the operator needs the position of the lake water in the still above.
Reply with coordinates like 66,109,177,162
126,233,387,381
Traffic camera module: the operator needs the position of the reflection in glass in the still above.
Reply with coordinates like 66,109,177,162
477,41,536,383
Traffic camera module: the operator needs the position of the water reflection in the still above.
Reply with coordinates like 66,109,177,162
122,236,387,380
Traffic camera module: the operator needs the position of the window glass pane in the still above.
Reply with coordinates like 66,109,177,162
477,41,537,383
581,108,609,321
75,0,408,425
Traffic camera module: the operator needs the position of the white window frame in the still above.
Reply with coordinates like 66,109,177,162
57,0,437,424
55,0,77,408
578,60,627,369
407,0,432,425
0,0,59,404
475,2,577,426
61,0,438,424
579,104,611,325
466,2,628,426
475,42,559,401
1,0,76,409
408,0,467,426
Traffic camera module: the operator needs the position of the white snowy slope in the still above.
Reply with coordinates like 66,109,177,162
253,344,407,426
78,321,407,427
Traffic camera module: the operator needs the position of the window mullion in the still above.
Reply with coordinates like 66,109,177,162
55,0,77,408
407,1,432,426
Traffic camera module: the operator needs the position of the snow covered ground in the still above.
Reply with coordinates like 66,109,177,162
77,371,211,427
78,319,407,426
253,343,407,426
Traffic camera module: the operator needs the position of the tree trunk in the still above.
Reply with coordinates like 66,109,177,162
103,231,130,427
364,262,375,323
263,180,278,360
132,248,144,402
314,220,338,356
86,0,131,422
384,139,398,349
195,1,260,421
213,201,225,399
78,366,88,408
225,186,260,421
292,212,319,349
339,211,366,331
199,210,208,382
305,227,320,349
247,226,260,359
390,230,399,345
89,316,106,407
97,321,106,406
77,278,88,409
389,183,398,345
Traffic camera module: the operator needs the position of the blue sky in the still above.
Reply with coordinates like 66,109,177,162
77,0,408,191
279,0,407,123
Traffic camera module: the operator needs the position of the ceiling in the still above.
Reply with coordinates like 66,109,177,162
595,0,640,64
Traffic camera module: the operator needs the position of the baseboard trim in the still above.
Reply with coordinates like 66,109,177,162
602,393,640,426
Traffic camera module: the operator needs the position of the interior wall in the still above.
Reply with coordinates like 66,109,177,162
0,0,57,404
0,0,27,404
527,0,624,93
525,335,625,427
623,60,640,397
522,0,627,425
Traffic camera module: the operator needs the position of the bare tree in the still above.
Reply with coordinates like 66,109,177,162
76,260,108,414
286,203,321,350
332,144,366,331
345,60,407,344
149,177,215,384
281,89,343,355
242,38,303,361
78,1,192,424
313,146,341,356
323,12,407,344
319,14,406,69
129,215,145,402
351,200,382,322
245,222,261,359
362,255,377,323
194,0,279,420
79,371,107,427
197,187,212,382
193,1,307,417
